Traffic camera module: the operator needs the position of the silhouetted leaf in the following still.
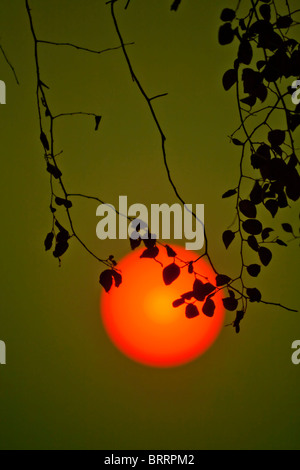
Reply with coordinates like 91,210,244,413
130,236,141,250
193,279,206,302
247,235,259,252
220,8,236,22
286,168,300,201
185,304,199,319
111,270,122,288
163,263,181,286
247,287,262,303
55,197,73,209
282,223,293,234
192,280,215,301
223,230,235,249
202,283,216,297
255,83,268,102
276,239,288,247
238,40,253,65
250,181,263,205
259,246,272,266
241,95,257,107
223,69,237,91
277,15,293,29
40,131,49,151
222,188,237,198
219,23,235,45
216,274,231,286
288,113,300,132
268,129,285,147
47,163,62,180
223,296,238,311
44,232,54,251
232,138,244,146
95,115,102,131
165,245,177,258
172,298,185,308
233,310,244,334
242,219,263,235
140,246,159,259
242,68,263,95
262,227,274,240
291,50,300,76
239,199,257,219
247,264,261,277
53,241,69,259
202,298,216,318
143,232,157,249
265,199,278,218
170,0,182,11
257,60,266,70
188,262,194,274
259,4,271,21
181,291,194,300
99,270,113,293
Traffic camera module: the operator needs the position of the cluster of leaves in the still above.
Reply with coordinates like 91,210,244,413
218,0,300,331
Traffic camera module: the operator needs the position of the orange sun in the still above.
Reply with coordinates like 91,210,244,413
100,245,225,368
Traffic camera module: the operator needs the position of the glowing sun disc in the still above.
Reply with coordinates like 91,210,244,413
100,245,225,368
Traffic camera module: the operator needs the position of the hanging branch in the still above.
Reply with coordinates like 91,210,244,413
0,43,19,84
219,0,300,329
104,0,297,328
25,0,126,269
25,0,298,329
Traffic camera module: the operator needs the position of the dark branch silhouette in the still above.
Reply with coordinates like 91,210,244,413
0,44,19,84
23,0,298,331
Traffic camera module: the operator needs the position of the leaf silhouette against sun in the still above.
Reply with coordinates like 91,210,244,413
140,246,159,259
130,236,141,250
172,298,185,308
202,298,216,317
193,279,216,302
162,263,181,286
99,270,113,293
165,245,177,258
111,270,122,288
185,303,199,319
216,274,231,287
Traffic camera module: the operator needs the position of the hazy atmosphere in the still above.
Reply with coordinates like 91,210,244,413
0,0,299,450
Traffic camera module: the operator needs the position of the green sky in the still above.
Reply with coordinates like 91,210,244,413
0,0,299,450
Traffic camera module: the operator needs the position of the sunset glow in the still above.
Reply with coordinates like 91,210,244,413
101,245,225,368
